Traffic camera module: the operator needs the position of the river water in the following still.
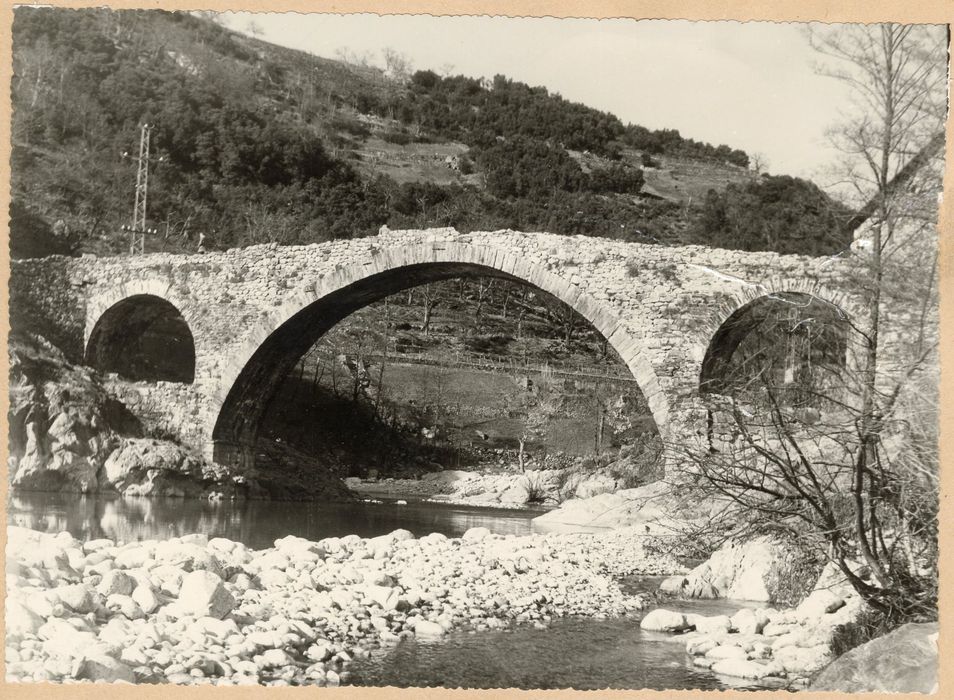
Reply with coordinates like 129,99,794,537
6,492,540,549
7,492,779,691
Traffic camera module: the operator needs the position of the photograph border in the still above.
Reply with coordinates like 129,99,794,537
1,1,952,698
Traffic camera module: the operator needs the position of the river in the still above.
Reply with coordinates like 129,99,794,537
6,492,541,549
7,492,781,691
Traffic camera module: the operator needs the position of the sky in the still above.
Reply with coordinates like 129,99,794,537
217,14,857,179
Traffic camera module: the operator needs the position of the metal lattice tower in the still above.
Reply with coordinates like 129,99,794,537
123,123,159,254
132,123,151,251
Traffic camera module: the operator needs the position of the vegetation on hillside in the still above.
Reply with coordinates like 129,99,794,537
691,175,855,255
12,7,852,259
262,276,658,477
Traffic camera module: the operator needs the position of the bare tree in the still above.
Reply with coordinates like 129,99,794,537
506,369,563,472
420,284,440,336
683,24,945,621
245,19,264,37
382,47,413,83
749,152,769,176
473,278,495,330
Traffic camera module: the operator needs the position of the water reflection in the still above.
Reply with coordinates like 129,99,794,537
6,492,538,548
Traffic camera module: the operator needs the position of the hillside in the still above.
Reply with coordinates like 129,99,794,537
261,276,659,477
11,7,853,259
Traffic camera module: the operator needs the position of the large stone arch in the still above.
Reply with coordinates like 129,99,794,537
86,284,197,384
209,242,669,467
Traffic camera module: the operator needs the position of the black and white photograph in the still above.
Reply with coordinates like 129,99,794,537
3,5,949,694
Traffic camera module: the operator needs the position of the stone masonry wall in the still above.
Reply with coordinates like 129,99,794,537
10,228,866,463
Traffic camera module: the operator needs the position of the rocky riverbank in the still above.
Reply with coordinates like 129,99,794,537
7,332,351,501
349,467,622,509
641,563,867,686
5,525,684,685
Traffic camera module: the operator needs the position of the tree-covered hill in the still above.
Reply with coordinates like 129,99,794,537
11,8,854,259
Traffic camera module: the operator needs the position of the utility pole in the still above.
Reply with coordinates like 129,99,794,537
121,123,162,254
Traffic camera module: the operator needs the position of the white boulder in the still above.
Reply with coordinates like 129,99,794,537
640,608,691,632
177,570,234,619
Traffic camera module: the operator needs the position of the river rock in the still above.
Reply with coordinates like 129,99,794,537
532,480,672,530
730,608,768,634
74,653,136,683
795,590,845,620
658,575,688,595
6,522,684,687
762,621,797,637
810,622,938,693
131,583,161,613
57,583,96,613
105,593,143,620
686,636,720,656
573,473,618,499
274,535,325,556
364,584,401,611
773,643,832,676
462,527,492,543
414,620,446,638
40,619,99,659
639,608,691,632
706,644,748,660
154,541,224,577
6,599,45,641
177,570,234,619
256,648,294,669
691,614,731,634
678,535,812,602
710,658,778,680
97,570,136,597
114,544,155,570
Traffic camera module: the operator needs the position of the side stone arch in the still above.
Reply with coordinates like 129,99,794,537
207,241,670,466
701,276,864,342
85,279,198,384
696,277,862,397
84,278,197,350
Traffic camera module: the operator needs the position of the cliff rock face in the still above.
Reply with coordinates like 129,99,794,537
9,333,128,492
7,332,350,500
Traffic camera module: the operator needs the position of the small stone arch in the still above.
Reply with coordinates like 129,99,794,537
209,242,670,467
86,290,196,384
699,283,857,397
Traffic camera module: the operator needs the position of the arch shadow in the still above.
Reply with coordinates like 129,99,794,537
699,291,851,397
86,294,196,383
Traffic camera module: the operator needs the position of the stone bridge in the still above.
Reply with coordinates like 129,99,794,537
10,227,867,468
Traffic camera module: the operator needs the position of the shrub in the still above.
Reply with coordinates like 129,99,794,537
829,608,899,658
381,130,412,146
522,470,552,504
606,433,664,488
329,116,371,138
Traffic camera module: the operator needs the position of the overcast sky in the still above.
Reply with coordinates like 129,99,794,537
218,14,857,179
